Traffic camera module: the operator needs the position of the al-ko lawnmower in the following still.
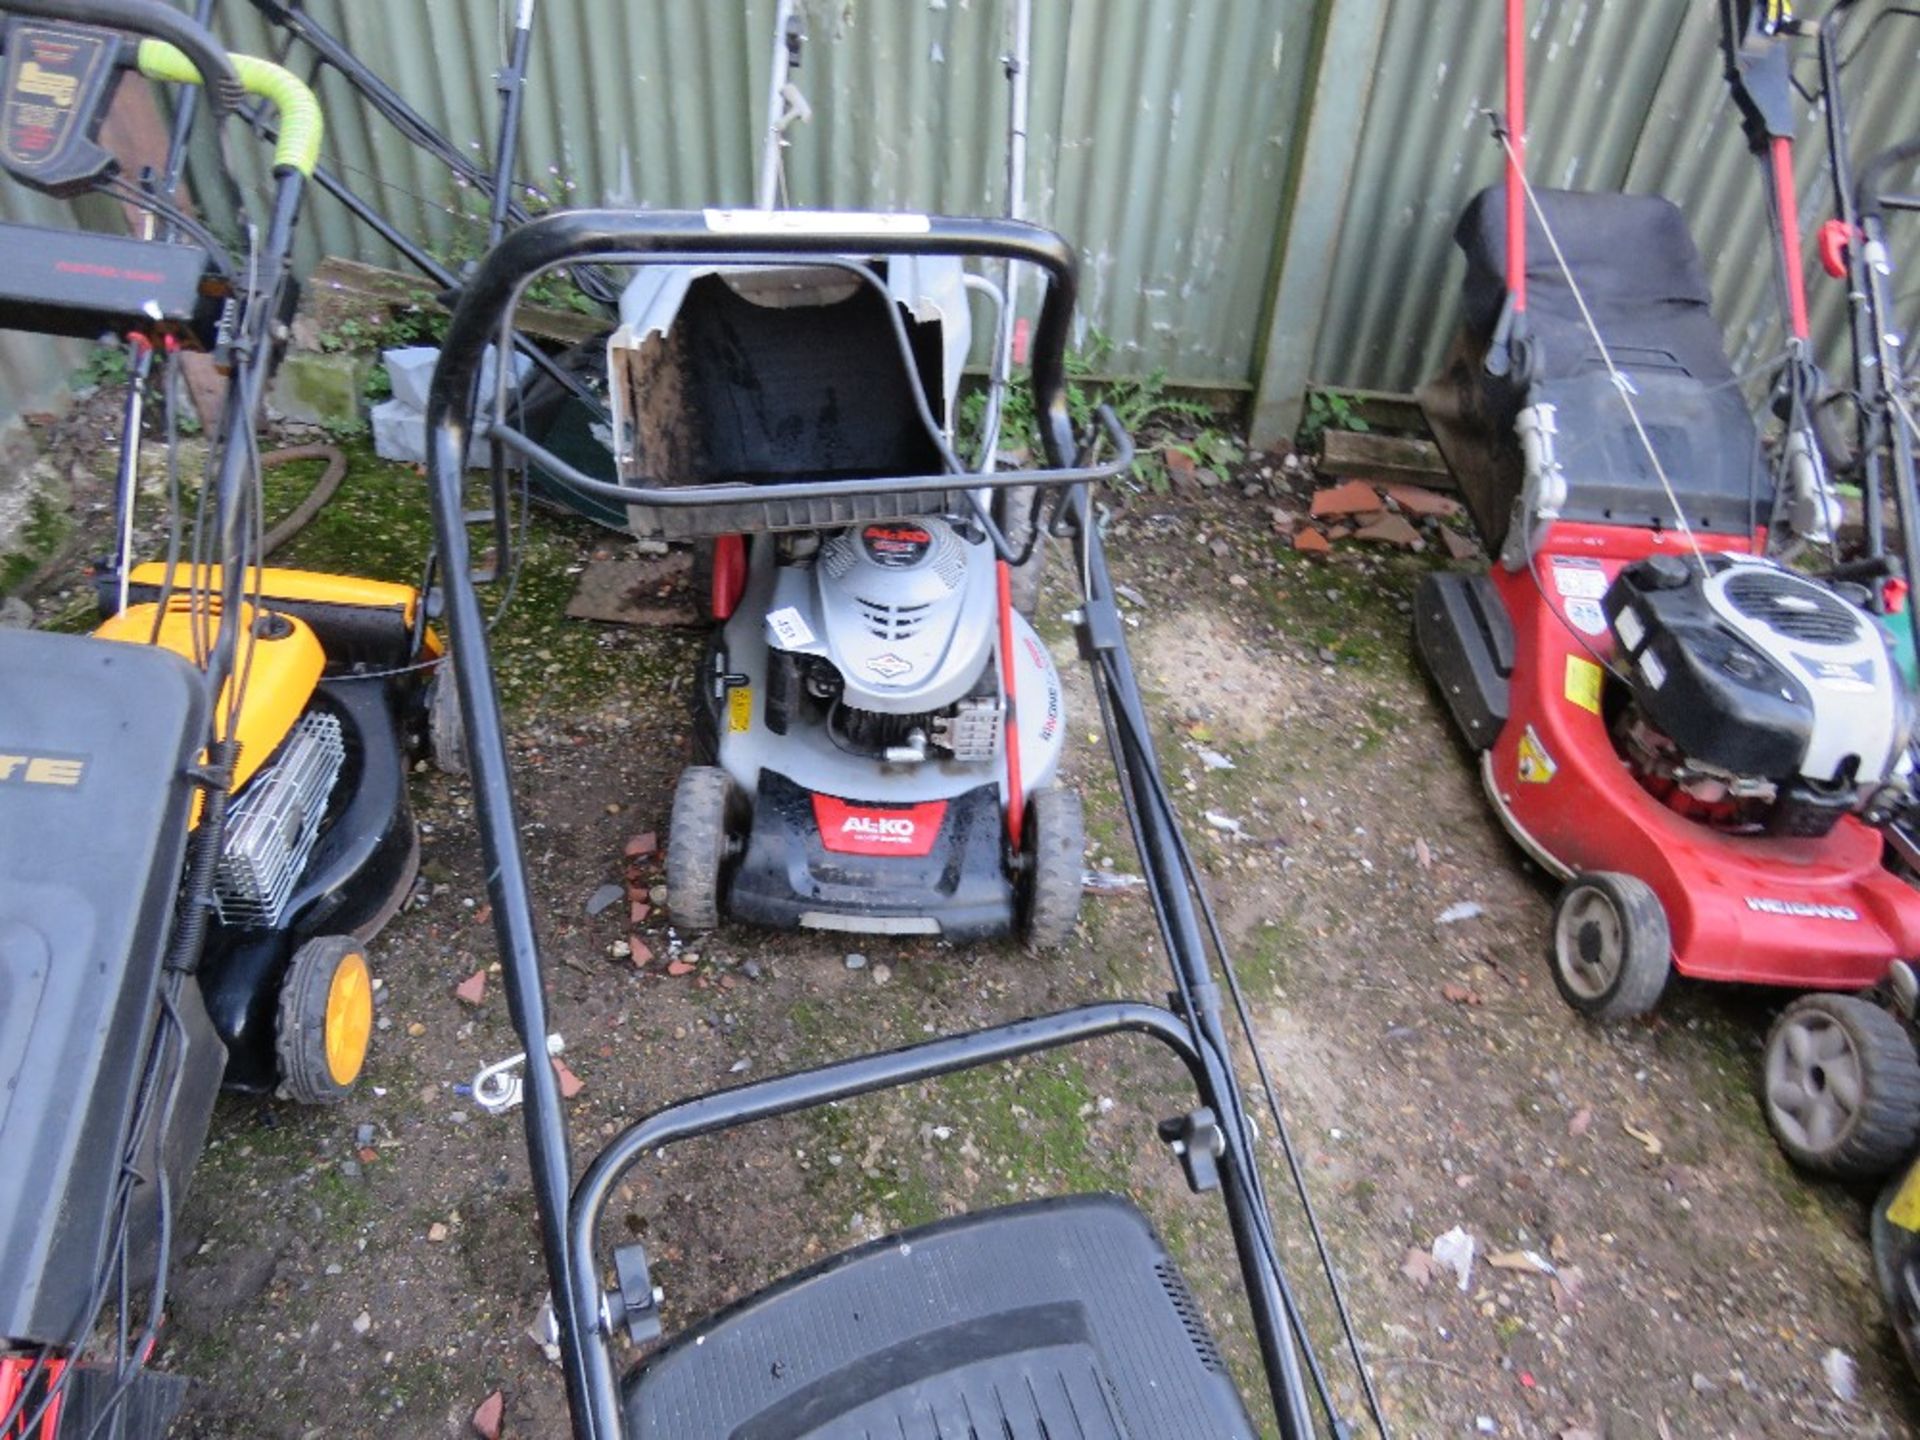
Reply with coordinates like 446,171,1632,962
1417,0,1920,1178
0,1,441,1432
424,205,1386,1438
613,0,1076,948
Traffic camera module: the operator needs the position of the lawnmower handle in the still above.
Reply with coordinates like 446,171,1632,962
135,41,321,176
0,0,241,112
425,208,1084,472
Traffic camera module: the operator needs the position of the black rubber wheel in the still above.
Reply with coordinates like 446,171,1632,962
1020,786,1084,952
996,485,1045,617
666,766,744,931
1764,993,1920,1178
1548,871,1671,1020
276,935,373,1106
427,662,467,777
1871,1161,1920,1379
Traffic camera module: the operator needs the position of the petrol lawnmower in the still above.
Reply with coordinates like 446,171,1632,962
1416,0,1920,1177
613,2,1077,948
0,2,439,1431
424,193,1386,1438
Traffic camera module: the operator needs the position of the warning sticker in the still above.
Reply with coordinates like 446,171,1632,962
1563,598,1607,636
1549,556,1608,601
727,685,753,734
1517,725,1558,784
1564,655,1603,715
767,606,815,648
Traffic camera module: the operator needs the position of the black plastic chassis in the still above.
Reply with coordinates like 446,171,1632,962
424,210,1328,1439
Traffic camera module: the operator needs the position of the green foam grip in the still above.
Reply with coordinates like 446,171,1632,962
137,39,322,177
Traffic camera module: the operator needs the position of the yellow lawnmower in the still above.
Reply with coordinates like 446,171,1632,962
0,2,444,1430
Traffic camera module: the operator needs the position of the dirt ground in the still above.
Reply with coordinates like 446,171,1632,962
9,399,1920,1440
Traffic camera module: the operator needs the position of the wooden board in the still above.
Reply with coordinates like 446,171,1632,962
1319,427,1456,491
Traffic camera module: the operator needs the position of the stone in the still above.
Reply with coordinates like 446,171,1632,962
1308,480,1383,518
1292,529,1332,555
1382,483,1463,519
270,350,369,429
471,1389,504,1440
1353,514,1423,549
1441,527,1481,561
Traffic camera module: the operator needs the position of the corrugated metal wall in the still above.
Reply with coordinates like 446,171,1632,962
209,0,1316,385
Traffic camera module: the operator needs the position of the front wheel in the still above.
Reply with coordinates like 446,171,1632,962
1019,786,1084,952
1548,871,1671,1021
276,935,374,1105
666,766,745,932
1764,992,1920,1178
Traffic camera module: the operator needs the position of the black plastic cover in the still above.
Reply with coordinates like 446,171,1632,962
728,769,1014,942
1604,557,1813,779
623,1194,1257,1439
1421,187,1766,551
0,220,226,347
0,629,207,1343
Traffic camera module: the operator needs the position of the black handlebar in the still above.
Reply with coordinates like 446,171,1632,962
424,208,1084,472
0,0,241,111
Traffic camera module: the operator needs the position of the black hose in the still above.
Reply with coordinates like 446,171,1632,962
260,442,348,557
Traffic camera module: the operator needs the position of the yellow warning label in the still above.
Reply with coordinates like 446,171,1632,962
1517,725,1557,784
1564,655,1603,715
1890,1162,1920,1232
727,685,753,734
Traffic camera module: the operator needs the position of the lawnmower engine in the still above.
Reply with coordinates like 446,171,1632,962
1604,553,1912,837
765,518,1005,764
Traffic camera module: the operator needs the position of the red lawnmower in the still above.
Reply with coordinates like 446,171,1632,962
1418,0,1920,1176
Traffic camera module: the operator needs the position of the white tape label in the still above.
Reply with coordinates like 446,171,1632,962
703,208,934,236
767,606,816,648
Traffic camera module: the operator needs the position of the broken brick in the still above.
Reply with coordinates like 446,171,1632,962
666,959,696,977
1353,513,1423,549
629,937,654,967
1325,525,1352,541
1382,483,1463,519
1441,527,1481,562
624,831,658,859
630,901,651,926
454,970,487,1007
1293,528,1332,555
471,1390,504,1440
551,1058,585,1099
1309,479,1383,518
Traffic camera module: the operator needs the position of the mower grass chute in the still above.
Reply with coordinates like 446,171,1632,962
1415,0,1920,1179
0,4,441,1432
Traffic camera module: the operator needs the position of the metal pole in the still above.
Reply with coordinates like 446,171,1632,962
486,0,537,251
755,0,799,209
111,339,155,614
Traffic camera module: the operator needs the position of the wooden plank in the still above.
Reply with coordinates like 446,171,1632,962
1319,427,1457,491
309,257,606,347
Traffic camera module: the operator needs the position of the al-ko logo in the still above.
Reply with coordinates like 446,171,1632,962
1744,896,1860,922
841,814,919,844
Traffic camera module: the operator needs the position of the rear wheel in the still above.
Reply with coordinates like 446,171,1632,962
1548,872,1671,1020
1020,786,1084,952
426,662,467,776
276,935,373,1105
1764,993,1920,1178
667,766,745,931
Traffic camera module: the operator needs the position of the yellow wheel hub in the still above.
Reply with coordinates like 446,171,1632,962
323,949,373,1087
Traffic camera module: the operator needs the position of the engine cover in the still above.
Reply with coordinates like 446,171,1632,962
1604,554,1910,792
765,518,998,715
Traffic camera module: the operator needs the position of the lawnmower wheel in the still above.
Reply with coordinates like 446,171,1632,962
1548,872,1670,1021
1020,786,1084,952
276,935,374,1106
1763,993,1920,1179
427,662,467,776
667,766,743,931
